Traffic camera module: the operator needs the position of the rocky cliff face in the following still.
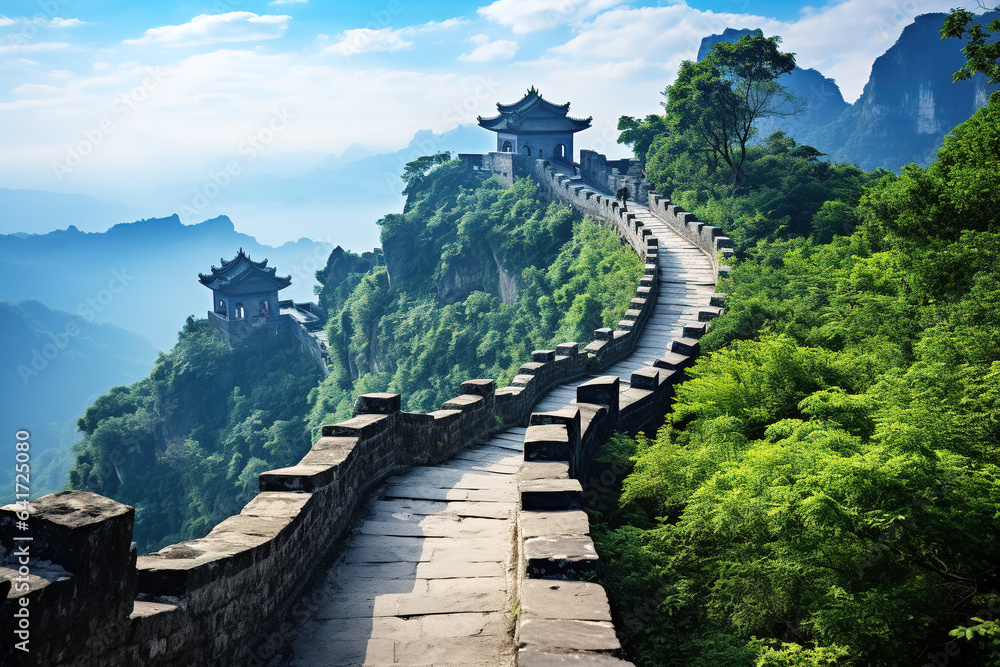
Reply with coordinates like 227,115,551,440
801,12,999,170
698,13,999,171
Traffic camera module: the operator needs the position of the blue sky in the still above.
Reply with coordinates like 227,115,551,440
0,0,974,222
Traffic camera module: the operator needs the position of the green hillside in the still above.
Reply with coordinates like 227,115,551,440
592,73,1000,667
307,160,642,428
68,159,643,552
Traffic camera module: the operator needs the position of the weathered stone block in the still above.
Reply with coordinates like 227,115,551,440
532,350,556,363
518,619,620,653
699,307,723,321
517,461,570,482
525,536,600,580
654,353,692,371
322,413,389,438
554,342,578,357
259,463,336,493
520,510,590,539
428,409,462,425
682,322,707,338
629,367,660,390
520,479,583,511
524,424,571,462
671,337,700,356
461,378,496,397
592,328,613,341
518,652,635,666
442,394,484,412
521,580,612,622
352,392,401,416
577,376,619,416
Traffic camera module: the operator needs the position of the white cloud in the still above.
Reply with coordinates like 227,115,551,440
124,12,291,48
538,0,963,102
269,0,307,4
50,18,85,28
0,16,16,27
460,37,519,61
4,58,38,66
405,18,470,33
320,18,468,56
0,41,72,54
478,0,623,34
322,28,412,56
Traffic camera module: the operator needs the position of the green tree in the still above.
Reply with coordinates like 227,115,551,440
665,34,796,189
401,151,453,200
616,114,670,162
941,8,1000,84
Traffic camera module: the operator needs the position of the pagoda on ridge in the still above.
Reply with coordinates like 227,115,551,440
197,248,329,371
199,247,290,323
477,86,592,163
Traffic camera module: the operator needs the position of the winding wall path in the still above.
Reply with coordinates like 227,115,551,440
282,163,716,667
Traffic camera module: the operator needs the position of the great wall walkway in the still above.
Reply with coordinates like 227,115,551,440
282,166,716,666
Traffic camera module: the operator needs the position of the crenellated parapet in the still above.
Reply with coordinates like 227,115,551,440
1,153,676,666
647,193,735,280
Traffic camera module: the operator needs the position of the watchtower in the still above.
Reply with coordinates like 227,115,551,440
199,247,290,323
477,86,592,163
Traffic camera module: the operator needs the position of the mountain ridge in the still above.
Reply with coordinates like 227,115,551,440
698,12,1000,170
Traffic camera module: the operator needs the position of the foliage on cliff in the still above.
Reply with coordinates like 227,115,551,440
68,318,323,553
593,87,1000,666
665,33,796,189
647,129,882,252
307,161,643,427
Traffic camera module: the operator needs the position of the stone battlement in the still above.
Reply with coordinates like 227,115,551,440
0,155,693,665
647,194,735,278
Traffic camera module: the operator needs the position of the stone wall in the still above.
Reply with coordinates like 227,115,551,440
512,157,732,664
514,370,688,664
0,154,678,666
647,194,735,279
578,150,652,206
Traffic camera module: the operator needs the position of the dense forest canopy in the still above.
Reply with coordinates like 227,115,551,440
596,21,1000,667
69,320,322,552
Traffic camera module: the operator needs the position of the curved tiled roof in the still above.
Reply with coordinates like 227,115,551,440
495,85,570,113
199,248,291,295
478,86,592,135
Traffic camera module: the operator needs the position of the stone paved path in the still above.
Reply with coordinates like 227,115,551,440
285,433,525,667
283,165,715,666
534,165,716,413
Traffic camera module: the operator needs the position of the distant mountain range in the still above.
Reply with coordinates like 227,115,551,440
0,125,494,251
0,189,145,236
0,300,157,501
0,215,332,351
700,12,1000,171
